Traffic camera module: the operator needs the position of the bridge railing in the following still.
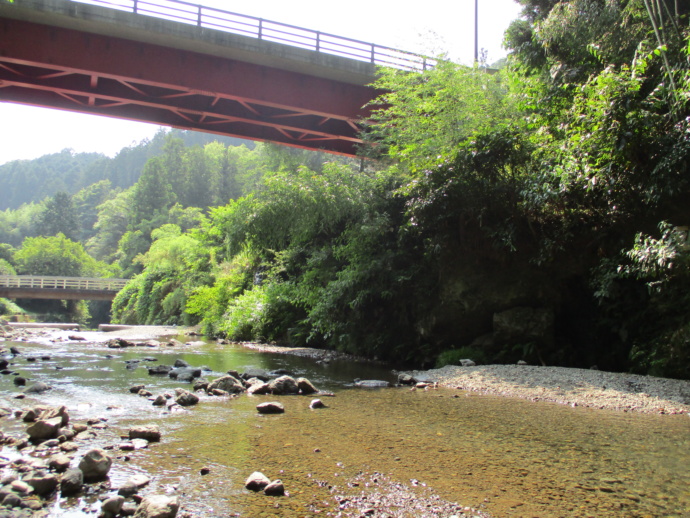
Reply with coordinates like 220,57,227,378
0,275,128,291
71,0,436,71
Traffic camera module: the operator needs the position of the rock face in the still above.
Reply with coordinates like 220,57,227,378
78,448,112,481
268,375,299,395
133,494,179,518
493,306,555,350
256,402,284,414
207,375,245,394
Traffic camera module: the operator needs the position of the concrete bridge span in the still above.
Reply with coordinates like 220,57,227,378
0,275,128,301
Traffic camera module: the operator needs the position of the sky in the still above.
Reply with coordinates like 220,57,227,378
0,0,524,165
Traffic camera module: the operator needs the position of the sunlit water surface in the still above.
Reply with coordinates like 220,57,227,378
0,336,688,518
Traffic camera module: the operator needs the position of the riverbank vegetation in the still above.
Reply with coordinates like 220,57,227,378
1,0,689,378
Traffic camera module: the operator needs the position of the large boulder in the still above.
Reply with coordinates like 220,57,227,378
133,494,179,518
267,375,299,395
207,375,245,394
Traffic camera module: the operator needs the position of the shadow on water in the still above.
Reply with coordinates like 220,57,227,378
0,337,688,517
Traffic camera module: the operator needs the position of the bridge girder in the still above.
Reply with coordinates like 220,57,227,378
0,15,379,156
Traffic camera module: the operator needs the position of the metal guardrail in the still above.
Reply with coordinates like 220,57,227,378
71,0,435,71
0,275,128,291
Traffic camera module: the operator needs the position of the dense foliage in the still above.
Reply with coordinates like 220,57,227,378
3,0,690,378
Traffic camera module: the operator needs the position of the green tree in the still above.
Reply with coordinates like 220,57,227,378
14,234,111,277
37,191,79,240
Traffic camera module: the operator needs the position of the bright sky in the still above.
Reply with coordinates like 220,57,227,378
0,0,524,165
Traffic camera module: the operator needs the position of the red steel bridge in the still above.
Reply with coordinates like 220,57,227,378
0,0,433,156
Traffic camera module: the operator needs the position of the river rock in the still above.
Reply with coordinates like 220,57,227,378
2,492,23,508
133,494,179,518
152,395,167,406
246,380,271,395
353,379,390,388
174,389,199,407
397,373,416,385
78,448,112,481
297,377,318,395
192,379,209,392
147,365,172,376
26,416,62,441
241,368,270,381
173,359,190,368
244,471,270,491
264,479,285,496
102,495,125,516
48,453,71,472
129,425,161,442
459,359,476,367
24,381,51,394
268,375,299,395
169,367,201,382
23,469,58,496
60,468,83,496
107,338,134,349
256,402,284,414
130,384,146,394
309,399,326,409
13,376,26,387
207,375,245,394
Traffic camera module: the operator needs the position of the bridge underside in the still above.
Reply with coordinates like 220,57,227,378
0,288,117,301
0,14,377,156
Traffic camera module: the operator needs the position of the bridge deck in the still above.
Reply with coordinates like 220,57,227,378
0,275,128,301
0,0,432,155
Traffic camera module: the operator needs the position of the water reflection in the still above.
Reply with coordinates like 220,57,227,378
0,338,688,517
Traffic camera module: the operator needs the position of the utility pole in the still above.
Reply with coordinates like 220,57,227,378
474,0,479,63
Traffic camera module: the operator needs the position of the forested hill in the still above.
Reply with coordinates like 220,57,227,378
0,129,252,210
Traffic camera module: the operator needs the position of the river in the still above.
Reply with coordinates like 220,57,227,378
0,331,688,517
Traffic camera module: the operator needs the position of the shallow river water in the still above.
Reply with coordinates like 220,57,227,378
0,333,688,518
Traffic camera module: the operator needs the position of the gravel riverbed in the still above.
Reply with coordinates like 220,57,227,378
406,364,690,415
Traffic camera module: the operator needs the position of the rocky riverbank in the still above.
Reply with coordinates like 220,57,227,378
403,364,690,415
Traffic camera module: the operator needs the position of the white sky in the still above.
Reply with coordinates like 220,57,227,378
0,0,524,165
